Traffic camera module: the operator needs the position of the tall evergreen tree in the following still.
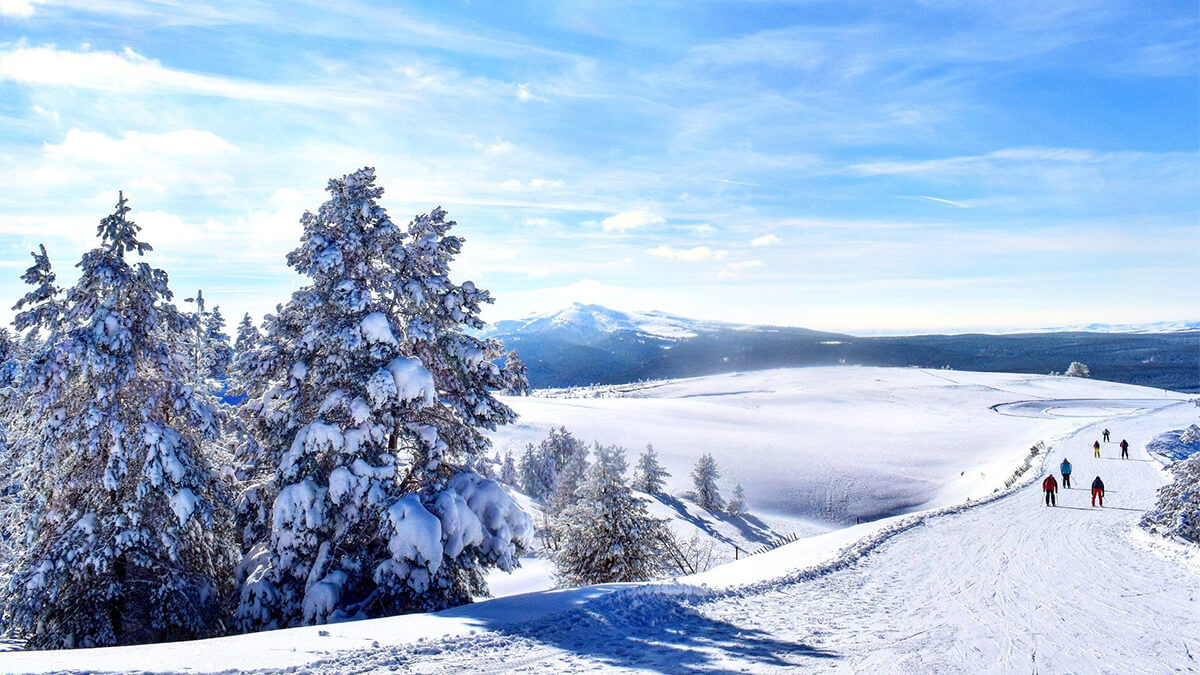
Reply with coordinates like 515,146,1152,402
501,350,530,396
2,193,235,649
548,442,590,514
633,444,670,494
235,168,531,630
499,450,518,487
691,453,723,511
204,305,234,382
233,313,261,357
551,445,670,586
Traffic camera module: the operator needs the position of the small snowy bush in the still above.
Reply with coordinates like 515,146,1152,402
1141,452,1200,544
1064,361,1090,378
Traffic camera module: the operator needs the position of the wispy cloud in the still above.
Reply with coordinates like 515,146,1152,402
0,46,375,107
648,245,726,262
750,234,781,246
602,210,663,233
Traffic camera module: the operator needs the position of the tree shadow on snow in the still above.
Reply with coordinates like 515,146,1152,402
653,495,778,547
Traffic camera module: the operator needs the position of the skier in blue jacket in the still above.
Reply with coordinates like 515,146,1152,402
1060,458,1073,488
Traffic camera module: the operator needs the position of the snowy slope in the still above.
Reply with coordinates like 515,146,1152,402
2,368,1196,674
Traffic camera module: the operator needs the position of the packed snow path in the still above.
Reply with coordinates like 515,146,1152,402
3,389,1196,674
263,398,1199,674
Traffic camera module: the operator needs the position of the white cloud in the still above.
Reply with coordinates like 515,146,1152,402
485,138,514,154
0,0,37,17
750,234,781,246
602,210,663,232
648,245,726,262
516,83,546,102
30,104,60,122
727,260,763,271
46,128,238,162
0,45,371,108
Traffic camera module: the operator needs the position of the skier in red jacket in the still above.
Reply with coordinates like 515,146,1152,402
1042,474,1058,506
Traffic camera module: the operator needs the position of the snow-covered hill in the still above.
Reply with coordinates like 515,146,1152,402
3,367,1196,673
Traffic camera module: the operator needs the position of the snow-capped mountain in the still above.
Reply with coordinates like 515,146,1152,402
482,303,770,345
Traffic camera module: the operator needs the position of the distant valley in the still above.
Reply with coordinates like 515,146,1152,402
484,304,1200,392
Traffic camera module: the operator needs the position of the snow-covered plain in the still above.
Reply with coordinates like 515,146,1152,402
493,367,1179,524
2,367,1196,674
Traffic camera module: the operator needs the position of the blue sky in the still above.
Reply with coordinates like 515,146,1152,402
0,0,1196,333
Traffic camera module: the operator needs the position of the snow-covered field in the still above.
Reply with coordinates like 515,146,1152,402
492,367,1178,524
2,367,1196,674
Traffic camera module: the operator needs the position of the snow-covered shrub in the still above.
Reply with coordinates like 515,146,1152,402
1064,361,1090,378
1,195,236,649
1141,452,1200,544
233,168,530,631
691,453,724,511
726,483,748,516
633,444,670,494
552,445,671,585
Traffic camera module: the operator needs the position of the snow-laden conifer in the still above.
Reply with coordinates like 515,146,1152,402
205,305,234,382
518,442,553,499
1065,361,1090,378
502,350,530,395
691,453,723,511
548,442,589,514
726,483,748,516
11,244,65,336
234,168,531,631
2,194,235,649
551,444,670,585
233,313,261,357
500,450,518,487
633,443,669,494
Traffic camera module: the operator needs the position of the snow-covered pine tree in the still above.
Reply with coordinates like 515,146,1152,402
502,350,530,396
1141,451,1200,544
548,442,590,514
633,443,669,494
12,244,65,336
205,305,235,382
518,442,553,499
691,453,723,511
500,450,518,487
233,313,261,358
1065,361,1090,378
235,168,531,631
726,483,748,516
2,194,235,649
551,444,670,586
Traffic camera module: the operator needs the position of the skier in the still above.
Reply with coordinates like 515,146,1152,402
1103,428,1110,442
1060,458,1073,489
1094,440,1101,458
1120,439,1130,459
1091,476,1105,507
1042,474,1058,507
